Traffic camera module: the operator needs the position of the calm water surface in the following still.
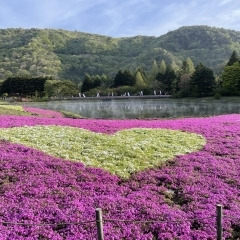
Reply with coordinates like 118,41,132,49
24,98,240,119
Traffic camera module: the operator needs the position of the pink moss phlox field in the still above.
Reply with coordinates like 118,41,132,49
0,114,240,239
23,107,64,118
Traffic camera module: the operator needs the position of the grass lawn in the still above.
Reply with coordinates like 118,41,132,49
0,104,32,116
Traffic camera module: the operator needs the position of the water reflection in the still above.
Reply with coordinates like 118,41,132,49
24,99,240,119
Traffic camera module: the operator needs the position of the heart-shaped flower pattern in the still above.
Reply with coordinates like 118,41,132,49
1,126,206,178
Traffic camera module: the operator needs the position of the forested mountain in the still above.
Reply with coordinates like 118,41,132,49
0,25,239,83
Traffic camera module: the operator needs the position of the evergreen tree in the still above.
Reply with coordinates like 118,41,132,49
156,65,176,94
226,50,239,66
164,65,177,93
101,74,113,88
159,60,167,74
149,60,159,82
170,61,180,72
222,62,240,95
186,57,195,73
190,63,215,97
181,57,195,74
81,73,93,92
178,74,191,92
113,69,135,87
113,70,124,87
156,72,165,84
135,67,148,83
175,57,195,96
123,69,135,86
92,75,102,88
135,70,146,87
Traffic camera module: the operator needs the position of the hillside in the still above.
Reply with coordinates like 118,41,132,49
0,26,239,83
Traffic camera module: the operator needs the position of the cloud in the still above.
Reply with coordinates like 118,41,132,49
151,0,240,35
0,0,240,36
218,0,233,6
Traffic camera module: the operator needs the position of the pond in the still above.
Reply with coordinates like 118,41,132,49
23,98,240,119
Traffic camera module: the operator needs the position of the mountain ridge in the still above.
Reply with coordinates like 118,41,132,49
0,25,239,82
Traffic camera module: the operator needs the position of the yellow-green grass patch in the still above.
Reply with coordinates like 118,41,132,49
0,126,206,178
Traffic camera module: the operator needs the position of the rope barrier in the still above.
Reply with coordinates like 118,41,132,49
0,216,217,226
0,206,235,240
223,215,240,221
0,220,96,226
0,210,238,232
103,216,215,224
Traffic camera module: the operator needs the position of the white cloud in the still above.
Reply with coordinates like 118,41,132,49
0,0,240,36
218,0,233,6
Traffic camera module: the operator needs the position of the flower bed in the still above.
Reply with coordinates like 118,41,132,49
23,106,64,118
0,114,239,239
1,126,205,178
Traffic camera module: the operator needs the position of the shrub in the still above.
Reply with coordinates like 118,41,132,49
214,93,221,99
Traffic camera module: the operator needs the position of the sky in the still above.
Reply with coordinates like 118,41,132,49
0,0,240,38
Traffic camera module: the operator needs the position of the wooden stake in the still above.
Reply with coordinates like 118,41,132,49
217,204,223,240
96,208,104,240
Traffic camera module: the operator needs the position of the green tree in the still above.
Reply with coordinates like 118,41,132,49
113,70,124,87
159,60,167,74
190,63,216,97
221,62,240,95
123,69,135,86
175,58,195,96
178,74,191,92
81,73,93,92
226,50,239,66
135,70,146,87
170,61,180,72
101,74,113,88
92,75,102,88
1,76,47,96
149,60,159,83
46,80,78,97
44,80,56,97
186,57,195,73
135,67,148,82
181,57,195,74
3,70,13,80
59,80,79,96
156,65,176,93
16,69,31,77
113,69,135,87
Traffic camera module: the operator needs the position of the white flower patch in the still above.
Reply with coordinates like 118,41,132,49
0,126,206,178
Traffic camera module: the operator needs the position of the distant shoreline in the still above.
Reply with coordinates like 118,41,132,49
53,95,172,101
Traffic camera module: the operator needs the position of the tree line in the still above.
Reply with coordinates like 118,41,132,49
0,50,239,99
0,76,79,99
80,50,240,98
